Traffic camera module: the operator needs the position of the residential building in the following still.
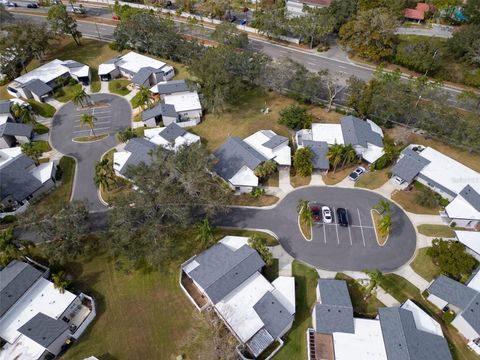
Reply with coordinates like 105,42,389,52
286,0,331,17
163,92,203,126
214,131,292,193
143,123,200,151
0,122,33,149
455,230,480,260
0,147,56,210
427,271,480,355
0,100,12,125
7,59,90,101
150,79,191,98
296,116,385,167
0,260,96,360
98,52,174,85
404,2,433,22
391,145,480,229
309,279,453,360
141,102,179,128
180,236,295,359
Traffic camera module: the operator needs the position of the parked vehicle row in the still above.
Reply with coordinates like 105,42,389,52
309,203,349,227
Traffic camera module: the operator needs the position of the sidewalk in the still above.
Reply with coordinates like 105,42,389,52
375,287,400,307
100,81,109,93
391,264,431,291
278,167,293,192
269,245,294,277
310,172,325,186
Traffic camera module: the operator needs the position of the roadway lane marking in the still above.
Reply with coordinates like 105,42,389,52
357,208,366,247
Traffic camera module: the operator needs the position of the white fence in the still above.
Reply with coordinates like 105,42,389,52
72,294,97,339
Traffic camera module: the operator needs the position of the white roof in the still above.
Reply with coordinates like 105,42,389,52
220,236,249,251
418,147,480,196
0,114,10,125
0,277,76,343
311,123,344,145
367,119,384,137
98,63,116,76
455,231,480,255
401,299,443,337
164,92,201,112
0,334,47,360
271,276,296,314
30,161,55,184
229,165,259,187
143,127,200,151
116,51,167,74
467,271,480,293
113,151,131,173
0,146,23,166
244,130,291,166
215,272,274,342
333,318,387,360
362,144,385,164
445,195,480,221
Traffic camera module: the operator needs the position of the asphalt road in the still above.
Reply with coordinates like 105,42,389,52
49,93,132,210
214,187,417,272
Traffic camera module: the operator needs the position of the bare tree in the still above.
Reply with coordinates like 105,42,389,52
320,70,344,111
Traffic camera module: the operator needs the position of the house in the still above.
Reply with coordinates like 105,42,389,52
180,236,295,358
0,100,12,125
404,3,433,22
0,121,33,149
143,123,200,151
213,137,267,193
296,115,385,166
309,279,453,360
141,102,179,128
7,59,90,101
113,137,158,178
286,0,331,17
0,260,95,360
98,52,174,85
391,145,480,229
455,231,480,260
150,79,191,98
0,147,56,210
243,130,291,167
427,271,480,355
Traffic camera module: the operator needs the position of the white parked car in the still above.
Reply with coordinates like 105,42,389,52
348,167,366,181
322,206,332,224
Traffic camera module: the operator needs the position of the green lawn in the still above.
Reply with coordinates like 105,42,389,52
275,261,317,360
410,248,441,281
355,168,390,190
391,188,440,215
53,83,82,103
33,121,49,134
131,91,148,109
28,100,56,118
31,140,52,154
335,273,385,317
108,79,131,96
417,224,457,238
90,69,101,93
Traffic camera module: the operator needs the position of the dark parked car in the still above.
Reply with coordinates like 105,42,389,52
27,2,39,8
309,203,321,223
337,208,349,227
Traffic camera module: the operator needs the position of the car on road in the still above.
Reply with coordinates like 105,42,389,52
309,203,321,223
322,206,333,224
6,2,18,7
337,208,349,227
26,2,38,7
348,166,366,181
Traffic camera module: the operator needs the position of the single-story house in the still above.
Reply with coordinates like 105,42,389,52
455,231,480,260
98,52,174,85
163,92,203,125
113,137,158,178
7,59,90,101
150,79,191,98
296,116,385,165
180,236,295,358
0,147,56,210
309,279,453,360
404,3,433,22
243,130,291,166
0,260,95,360
391,145,480,229
0,100,12,124
213,137,268,193
143,123,200,151
0,121,33,149
141,102,179,128
286,0,331,17
427,271,480,355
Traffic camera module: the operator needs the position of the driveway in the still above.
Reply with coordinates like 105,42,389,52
50,94,132,211
214,187,416,271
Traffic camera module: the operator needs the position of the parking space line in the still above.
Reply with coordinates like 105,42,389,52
323,224,326,244
348,224,353,246
72,126,111,134
74,116,111,121
74,121,111,128
333,207,339,245
357,209,366,247
350,225,374,229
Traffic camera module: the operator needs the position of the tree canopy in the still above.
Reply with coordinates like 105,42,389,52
427,239,477,280
278,104,312,130
212,22,249,49
47,5,82,45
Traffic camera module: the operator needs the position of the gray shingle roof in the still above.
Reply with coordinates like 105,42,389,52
0,261,43,317
379,307,453,360
61,60,83,69
341,115,383,148
303,140,329,170
392,148,431,183
185,243,264,304
121,138,158,175
314,279,354,334
104,56,120,64
254,291,294,338
131,66,154,85
213,137,267,181
0,100,10,114
159,122,186,142
460,185,480,212
141,103,177,121
428,275,478,309
0,122,33,137
155,80,189,95
18,313,69,348
23,79,53,97
246,327,275,357
262,134,288,149
0,154,43,203
462,293,480,334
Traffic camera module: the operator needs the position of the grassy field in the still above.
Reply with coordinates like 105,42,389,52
90,69,101,93
410,248,441,281
290,169,311,188
28,100,56,118
33,122,50,134
391,188,440,215
335,273,384,317
53,83,82,103
108,79,131,96
417,224,457,238
355,168,390,190
73,134,109,142
323,165,356,185
31,140,52,154
299,216,312,240
229,194,279,207
275,261,317,360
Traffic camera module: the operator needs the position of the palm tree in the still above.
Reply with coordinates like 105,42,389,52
374,199,391,215
327,143,343,173
52,271,70,294
363,269,382,299
297,199,312,227
11,103,35,124
196,217,214,247
21,143,42,165
378,213,392,238
72,87,90,108
136,86,153,109
80,113,97,136
94,158,116,190
341,143,357,169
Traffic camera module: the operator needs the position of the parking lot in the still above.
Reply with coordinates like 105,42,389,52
71,106,114,138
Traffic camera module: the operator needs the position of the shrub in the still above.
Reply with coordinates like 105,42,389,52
116,127,136,143
427,239,478,279
439,198,450,207
0,215,17,224
278,105,312,130
442,311,455,324
251,188,265,198
68,77,78,86
374,155,390,170
293,147,313,177
417,186,438,208
254,160,277,179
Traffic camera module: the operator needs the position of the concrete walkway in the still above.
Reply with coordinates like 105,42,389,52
270,245,294,276
124,88,138,102
310,172,325,186
392,264,431,291
375,180,399,199
83,84,92,94
317,269,337,279
45,98,63,110
333,176,354,188
407,213,446,227
375,287,400,307
278,167,293,192
100,81,109,93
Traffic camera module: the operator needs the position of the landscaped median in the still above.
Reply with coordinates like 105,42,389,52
371,209,389,246
297,200,312,241
371,200,392,246
72,134,109,143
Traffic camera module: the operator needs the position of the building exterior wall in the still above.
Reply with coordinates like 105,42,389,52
162,114,180,127
15,135,31,144
416,174,456,200
46,330,71,356
0,136,15,149
71,294,96,339
452,315,479,341
178,108,202,121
